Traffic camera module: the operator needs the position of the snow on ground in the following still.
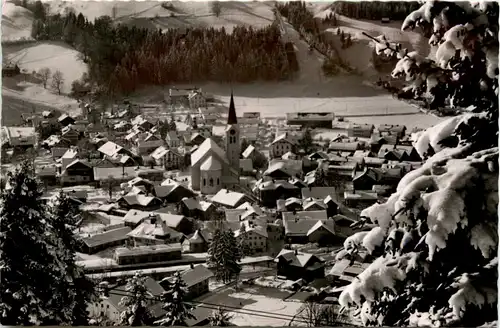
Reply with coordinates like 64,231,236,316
1,84,81,126
3,42,88,93
196,82,444,130
227,289,304,326
2,1,33,41
47,1,276,32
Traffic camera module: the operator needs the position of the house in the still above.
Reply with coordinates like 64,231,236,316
163,264,213,301
45,136,71,150
283,217,338,245
88,277,166,323
277,197,302,212
154,182,196,203
136,133,164,155
180,198,217,221
61,125,80,145
308,151,329,161
188,91,207,109
234,220,268,254
151,146,183,170
327,258,370,285
211,189,251,209
182,230,209,253
2,62,20,77
378,124,406,138
347,123,374,138
344,190,378,209
36,165,58,187
60,159,94,185
364,157,387,168
79,227,132,254
114,243,182,265
131,115,155,131
302,197,328,211
167,88,191,107
127,215,184,246
123,210,194,235
286,112,334,129
254,180,301,208
270,133,296,158
191,95,240,194
240,158,254,175
58,114,75,127
328,141,362,154
166,131,181,148
98,141,133,159
264,159,302,179
275,249,325,281
2,127,36,148
377,144,421,162
117,194,163,210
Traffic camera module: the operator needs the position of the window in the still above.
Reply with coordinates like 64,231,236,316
203,179,206,186
217,178,220,185
209,178,214,187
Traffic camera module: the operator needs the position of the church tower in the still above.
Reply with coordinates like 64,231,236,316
225,92,240,172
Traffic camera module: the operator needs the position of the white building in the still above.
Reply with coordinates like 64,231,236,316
270,133,296,159
2,126,36,148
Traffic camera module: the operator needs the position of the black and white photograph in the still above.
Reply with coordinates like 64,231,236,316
0,0,498,326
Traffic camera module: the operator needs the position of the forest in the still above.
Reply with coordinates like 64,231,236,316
28,2,298,96
331,1,421,21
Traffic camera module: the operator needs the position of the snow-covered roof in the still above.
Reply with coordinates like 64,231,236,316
191,138,228,167
98,141,123,157
303,197,328,210
307,220,335,236
200,156,222,171
242,145,256,158
211,189,247,207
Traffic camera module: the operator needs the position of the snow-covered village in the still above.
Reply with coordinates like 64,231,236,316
0,0,498,327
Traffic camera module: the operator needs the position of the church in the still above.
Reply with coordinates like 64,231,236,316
190,93,240,194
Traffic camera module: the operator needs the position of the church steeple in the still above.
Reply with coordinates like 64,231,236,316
227,92,237,125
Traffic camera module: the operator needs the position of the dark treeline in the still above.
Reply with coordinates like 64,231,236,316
28,2,298,96
331,1,421,21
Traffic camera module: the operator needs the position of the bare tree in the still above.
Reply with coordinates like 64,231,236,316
51,70,64,95
38,67,51,88
211,1,222,17
297,301,323,327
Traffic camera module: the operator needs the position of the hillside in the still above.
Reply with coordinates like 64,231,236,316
1,2,34,42
312,5,430,79
47,1,277,32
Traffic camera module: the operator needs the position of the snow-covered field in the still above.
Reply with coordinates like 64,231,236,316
3,42,88,93
1,2,33,42
228,290,304,326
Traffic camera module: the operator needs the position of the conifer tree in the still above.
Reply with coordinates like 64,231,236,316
47,192,96,325
0,162,77,325
155,271,195,326
207,229,242,283
119,273,154,326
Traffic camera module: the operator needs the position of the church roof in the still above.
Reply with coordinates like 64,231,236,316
200,156,222,171
227,92,237,125
191,138,228,167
